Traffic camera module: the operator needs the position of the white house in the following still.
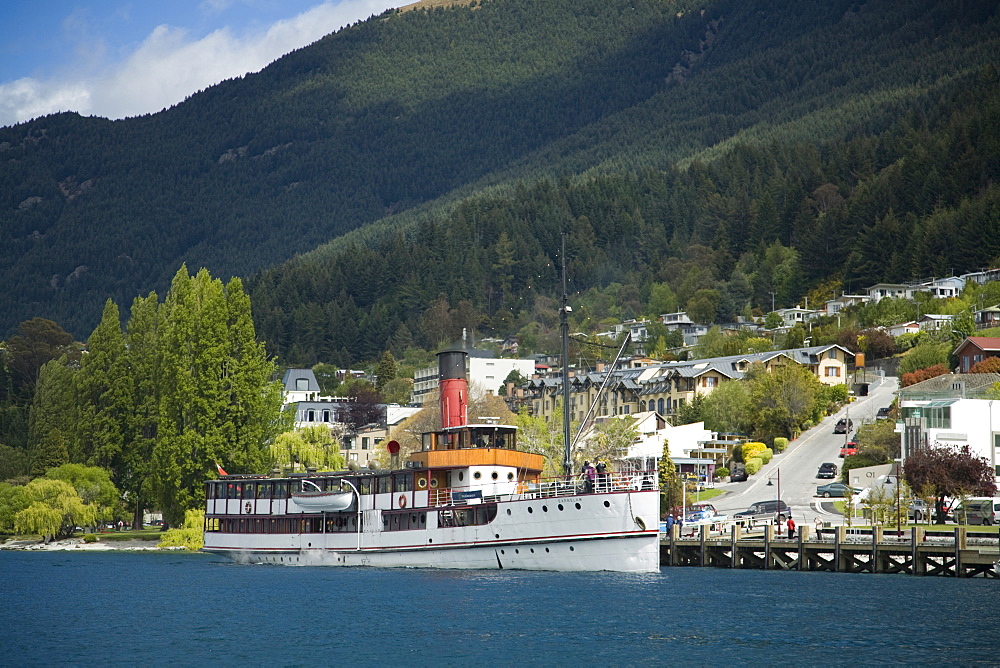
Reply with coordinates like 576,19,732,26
886,321,921,337
918,313,954,331
896,373,1000,482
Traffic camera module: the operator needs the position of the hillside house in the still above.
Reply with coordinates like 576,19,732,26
954,337,1000,372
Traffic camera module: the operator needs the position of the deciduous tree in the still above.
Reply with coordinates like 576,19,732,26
904,444,996,524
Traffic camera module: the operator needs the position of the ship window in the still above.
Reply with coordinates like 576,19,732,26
394,473,413,492
243,482,256,500
378,476,392,494
474,471,482,480
359,478,372,495
274,481,288,499
256,482,271,499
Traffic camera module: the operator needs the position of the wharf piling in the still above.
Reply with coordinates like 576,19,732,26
660,524,999,577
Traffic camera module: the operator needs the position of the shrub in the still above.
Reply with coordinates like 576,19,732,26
82,534,98,544
759,448,774,465
901,363,950,387
743,441,767,460
970,357,1000,373
745,457,763,475
715,466,730,479
773,437,788,453
158,509,204,551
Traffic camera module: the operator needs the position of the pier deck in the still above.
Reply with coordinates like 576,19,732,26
660,524,999,577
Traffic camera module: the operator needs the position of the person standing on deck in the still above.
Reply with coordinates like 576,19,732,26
583,461,596,493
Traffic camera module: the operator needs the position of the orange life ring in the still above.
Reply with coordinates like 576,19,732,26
398,494,407,508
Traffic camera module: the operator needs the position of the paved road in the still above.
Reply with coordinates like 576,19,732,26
709,375,899,528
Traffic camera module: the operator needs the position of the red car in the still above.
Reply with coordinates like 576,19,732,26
839,441,858,457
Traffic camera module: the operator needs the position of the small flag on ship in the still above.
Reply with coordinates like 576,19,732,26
216,462,228,476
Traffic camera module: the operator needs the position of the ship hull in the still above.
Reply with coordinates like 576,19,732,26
203,489,661,573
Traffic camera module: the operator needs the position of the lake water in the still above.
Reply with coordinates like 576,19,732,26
2,551,998,665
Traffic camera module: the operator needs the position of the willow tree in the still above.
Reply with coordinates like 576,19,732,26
151,267,288,526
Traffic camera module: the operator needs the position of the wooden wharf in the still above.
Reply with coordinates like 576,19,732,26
660,524,1000,577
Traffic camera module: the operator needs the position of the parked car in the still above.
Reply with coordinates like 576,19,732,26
734,499,790,526
816,462,838,479
907,499,930,521
729,463,748,482
834,418,854,434
953,497,1000,525
876,406,892,420
816,482,861,498
839,441,858,457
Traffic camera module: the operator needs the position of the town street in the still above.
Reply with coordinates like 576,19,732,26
709,375,900,527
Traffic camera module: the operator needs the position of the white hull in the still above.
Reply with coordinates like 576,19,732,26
204,489,661,572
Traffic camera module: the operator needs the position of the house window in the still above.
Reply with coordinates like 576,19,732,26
658,399,665,414
307,410,315,422
362,437,370,450
825,367,841,377
648,400,655,411
702,377,717,388
994,433,1000,477
322,410,330,422
828,351,837,359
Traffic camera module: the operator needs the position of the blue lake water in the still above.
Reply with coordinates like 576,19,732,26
2,550,998,666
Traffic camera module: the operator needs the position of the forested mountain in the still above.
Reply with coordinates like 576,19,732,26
1,0,998,359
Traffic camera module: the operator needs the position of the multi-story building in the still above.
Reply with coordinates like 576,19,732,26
897,372,1000,481
410,347,535,406
524,344,855,424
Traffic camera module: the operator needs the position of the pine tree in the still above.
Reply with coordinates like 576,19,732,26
375,350,398,393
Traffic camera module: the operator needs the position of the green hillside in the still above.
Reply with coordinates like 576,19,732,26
0,0,998,350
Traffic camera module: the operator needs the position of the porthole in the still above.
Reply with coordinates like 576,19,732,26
542,506,548,512
528,507,534,514
569,546,575,551
530,548,535,553
545,547,550,553
430,479,439,488
491,472,498,480
575,503,581,510
495,534,500,539
604,501,611,508
474,471,482,480
507,509,512,516
501,549,505,555
458,472,464,482
507,472,514,481
558,504,564,511
515,549,520,554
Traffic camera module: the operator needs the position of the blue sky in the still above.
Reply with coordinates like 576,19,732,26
0,0,407,128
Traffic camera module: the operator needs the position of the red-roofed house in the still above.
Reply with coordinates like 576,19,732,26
954,337,1000,372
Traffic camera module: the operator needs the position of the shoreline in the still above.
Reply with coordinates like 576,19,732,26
0,537,183,552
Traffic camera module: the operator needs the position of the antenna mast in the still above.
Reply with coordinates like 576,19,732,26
561,234,573,476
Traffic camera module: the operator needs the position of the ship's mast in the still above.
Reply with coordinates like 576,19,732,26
561,233,573,476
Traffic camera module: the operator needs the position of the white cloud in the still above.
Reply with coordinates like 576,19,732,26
0,0,402,127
